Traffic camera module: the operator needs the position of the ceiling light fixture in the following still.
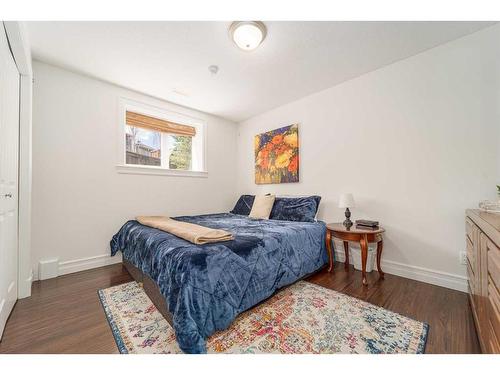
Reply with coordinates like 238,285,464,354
229,21,267,51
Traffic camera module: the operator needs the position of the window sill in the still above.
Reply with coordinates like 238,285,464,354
115,165,208,178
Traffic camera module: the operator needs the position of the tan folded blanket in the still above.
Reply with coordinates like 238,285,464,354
136,216,234,245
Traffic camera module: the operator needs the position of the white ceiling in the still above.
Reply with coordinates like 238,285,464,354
26,21,495,122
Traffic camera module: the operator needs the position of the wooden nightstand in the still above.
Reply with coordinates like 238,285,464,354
326,223,385,286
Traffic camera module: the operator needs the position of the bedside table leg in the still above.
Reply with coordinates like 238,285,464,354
376,239,385,279
343,241,349,270
360,235,368,286
326,230,333,272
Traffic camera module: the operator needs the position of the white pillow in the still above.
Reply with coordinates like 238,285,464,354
249,195,276,219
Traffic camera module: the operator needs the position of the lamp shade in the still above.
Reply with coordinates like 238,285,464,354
338,193,355,208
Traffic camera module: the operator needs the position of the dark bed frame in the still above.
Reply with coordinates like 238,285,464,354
123,259,174,326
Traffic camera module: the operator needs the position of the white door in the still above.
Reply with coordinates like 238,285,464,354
0,25,20,340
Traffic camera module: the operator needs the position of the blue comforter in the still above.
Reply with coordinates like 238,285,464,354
110,213,327,353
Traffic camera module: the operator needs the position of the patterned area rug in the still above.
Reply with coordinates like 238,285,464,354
98,281,428,354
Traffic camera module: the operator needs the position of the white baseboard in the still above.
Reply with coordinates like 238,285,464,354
17,270,33,299
33,254,123,281
34,250,467,293
333,250,467,292
58,254,123,276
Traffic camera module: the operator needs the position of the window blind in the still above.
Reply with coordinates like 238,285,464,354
126,111,196,137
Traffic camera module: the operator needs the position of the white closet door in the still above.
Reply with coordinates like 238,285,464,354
0,25,20,340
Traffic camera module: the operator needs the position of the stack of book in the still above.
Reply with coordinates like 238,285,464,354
355,220,379,229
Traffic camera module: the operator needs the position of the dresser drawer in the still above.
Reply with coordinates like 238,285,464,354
487,318,500,353
466,217,476,243
488,275,500,345
467,260,476,294
487,239,500,291
466,236,476,272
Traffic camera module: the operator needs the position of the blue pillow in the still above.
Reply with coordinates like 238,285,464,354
270,196,321,222
230,195,255,215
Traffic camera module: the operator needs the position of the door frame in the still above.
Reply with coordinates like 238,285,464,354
3,22,32,299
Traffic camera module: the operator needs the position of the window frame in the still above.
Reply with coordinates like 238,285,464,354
116,98,207,178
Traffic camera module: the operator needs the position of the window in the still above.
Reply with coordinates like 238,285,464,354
118,99,206,177
125,126,162,166
125,126,193,170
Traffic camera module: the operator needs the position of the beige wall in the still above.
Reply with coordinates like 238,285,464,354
236,25,500,291
31,61,238,278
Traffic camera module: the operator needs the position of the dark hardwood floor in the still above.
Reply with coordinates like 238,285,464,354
0,263,480,354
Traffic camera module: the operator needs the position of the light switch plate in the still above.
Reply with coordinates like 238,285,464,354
460,251,467,265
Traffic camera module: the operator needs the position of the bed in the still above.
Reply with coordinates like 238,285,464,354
110,211,328,353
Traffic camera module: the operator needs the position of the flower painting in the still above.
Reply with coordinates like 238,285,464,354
255,124,299,184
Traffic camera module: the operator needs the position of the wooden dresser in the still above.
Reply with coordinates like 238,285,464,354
465,209,500,353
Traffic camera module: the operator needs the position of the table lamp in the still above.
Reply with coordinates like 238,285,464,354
339,193,355,229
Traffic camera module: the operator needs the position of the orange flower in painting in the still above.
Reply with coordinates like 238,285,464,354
288,155,298,173
265,141,275,151
272,134,284,145
258,149,269,159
